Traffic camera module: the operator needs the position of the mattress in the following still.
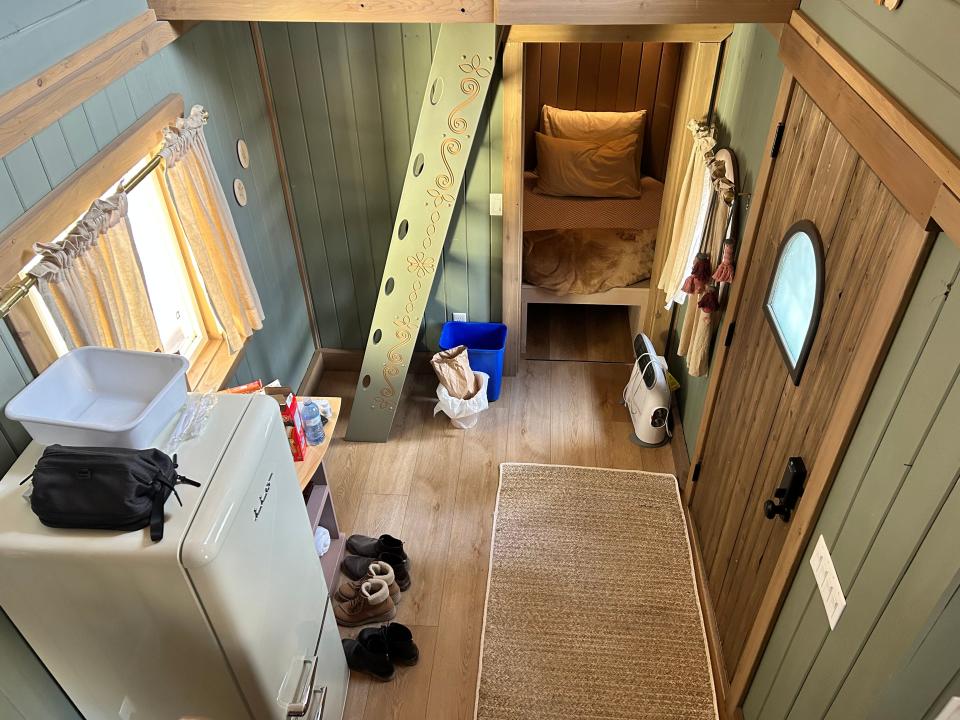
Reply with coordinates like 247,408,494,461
523,171,664,232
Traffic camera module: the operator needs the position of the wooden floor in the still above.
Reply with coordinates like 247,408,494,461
315,358,682,720
524,304,635,362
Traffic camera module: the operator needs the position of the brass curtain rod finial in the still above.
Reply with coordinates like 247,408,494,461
0,276,37,317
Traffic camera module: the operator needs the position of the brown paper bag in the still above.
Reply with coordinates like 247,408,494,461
431,345,481,399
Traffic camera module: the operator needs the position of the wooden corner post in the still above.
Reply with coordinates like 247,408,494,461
345,24,499,443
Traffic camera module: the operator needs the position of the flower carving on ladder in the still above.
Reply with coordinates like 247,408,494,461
373,51,492,412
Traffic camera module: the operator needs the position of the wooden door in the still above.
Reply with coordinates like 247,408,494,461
689,85,928,680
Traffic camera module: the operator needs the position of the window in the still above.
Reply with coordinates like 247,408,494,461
764,220,824,385
23,154,225,382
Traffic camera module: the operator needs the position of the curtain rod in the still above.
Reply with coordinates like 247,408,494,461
0,109,208,319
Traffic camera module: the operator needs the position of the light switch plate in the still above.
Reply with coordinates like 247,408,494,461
810,535,846,630
453,312,467,322
489,193,503,216
933,697,960,720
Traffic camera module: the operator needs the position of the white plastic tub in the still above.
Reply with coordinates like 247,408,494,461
6,347,189,448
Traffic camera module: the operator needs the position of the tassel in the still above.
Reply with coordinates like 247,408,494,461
684,252,712,294
698,288,720,314
713,241,735,284
682,273,698,294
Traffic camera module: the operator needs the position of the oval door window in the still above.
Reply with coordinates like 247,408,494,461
764,220,825,385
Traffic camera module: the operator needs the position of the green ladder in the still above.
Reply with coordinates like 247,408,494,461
345,24,499,442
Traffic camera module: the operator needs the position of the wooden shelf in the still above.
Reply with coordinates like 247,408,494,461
295,397,341,491
321,537,347,594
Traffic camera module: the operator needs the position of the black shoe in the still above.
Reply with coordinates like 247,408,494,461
342,551,412,591
342,635,394,681
359,623,419,666
346,533,407,562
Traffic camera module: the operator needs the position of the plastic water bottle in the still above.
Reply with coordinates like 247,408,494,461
302,400,325,446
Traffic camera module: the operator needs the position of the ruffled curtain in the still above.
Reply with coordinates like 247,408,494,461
657,121,718,309
161,105,264,353
29,193,161,352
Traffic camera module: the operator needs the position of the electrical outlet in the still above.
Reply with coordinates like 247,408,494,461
489,193,503,216
453,312,467,322
810,535,846,630
932,697,960,720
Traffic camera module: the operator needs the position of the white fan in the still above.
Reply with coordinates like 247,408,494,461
623,332,672,447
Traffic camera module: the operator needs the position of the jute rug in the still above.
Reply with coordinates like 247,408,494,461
475,463,717,720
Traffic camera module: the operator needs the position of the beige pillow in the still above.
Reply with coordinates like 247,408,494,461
541,105,647,141
534,132,642,198
541,105,647,169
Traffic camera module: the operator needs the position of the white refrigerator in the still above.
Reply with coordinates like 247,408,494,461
0,394,347,720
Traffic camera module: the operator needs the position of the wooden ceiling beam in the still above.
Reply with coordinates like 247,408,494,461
505,24,733,44
149,0,494,22
496,0,799,26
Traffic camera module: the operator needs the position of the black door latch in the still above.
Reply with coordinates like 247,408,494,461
764,456,806,522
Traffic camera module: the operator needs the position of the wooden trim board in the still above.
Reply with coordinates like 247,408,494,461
0,15,189,158
932,186,960,247
0,94,184,284
778,23,939,225
790,11,960,203
149,0,494,22
495,0,799,25
502,42,525,377
250,22,321,353
506,24,733,44
521,282,648,306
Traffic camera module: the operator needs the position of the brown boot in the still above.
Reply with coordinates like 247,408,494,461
334,578,396,627
335,561,401,605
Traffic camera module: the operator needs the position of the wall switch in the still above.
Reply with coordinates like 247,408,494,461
453,312,467,322
489,193,503,216
810,535,846,630
932,697,960,720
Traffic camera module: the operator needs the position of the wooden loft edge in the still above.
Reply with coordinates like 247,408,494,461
495,0,798,26
505,24,734,44
149,0,494,22
0,14,188,158
790,10,960,201
0,94,184,284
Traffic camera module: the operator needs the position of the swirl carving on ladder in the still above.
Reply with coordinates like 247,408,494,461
373,50,492,411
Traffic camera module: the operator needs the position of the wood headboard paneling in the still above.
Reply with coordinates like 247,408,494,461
523,42,682,180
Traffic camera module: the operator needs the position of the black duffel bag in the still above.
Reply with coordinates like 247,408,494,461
24,445,200,542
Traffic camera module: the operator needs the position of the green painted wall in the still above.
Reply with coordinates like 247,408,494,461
260,23,503,351
0,22,314,390
0,13,314,716
666,24,784,458
743,4,960,717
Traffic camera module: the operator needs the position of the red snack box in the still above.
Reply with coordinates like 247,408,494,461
265,386,306,462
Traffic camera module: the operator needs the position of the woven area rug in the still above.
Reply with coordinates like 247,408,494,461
476,463,717,720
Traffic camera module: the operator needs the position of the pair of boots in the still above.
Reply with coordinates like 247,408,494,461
334,534,411,627
342,622,419,682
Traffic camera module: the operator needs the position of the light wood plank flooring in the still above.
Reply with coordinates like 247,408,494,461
315,359,680,720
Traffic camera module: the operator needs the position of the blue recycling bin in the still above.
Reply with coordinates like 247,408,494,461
438,321,508,402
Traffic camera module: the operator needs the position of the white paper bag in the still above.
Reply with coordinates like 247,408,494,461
433,372,489,429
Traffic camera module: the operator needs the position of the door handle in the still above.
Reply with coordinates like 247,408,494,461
764,456,806,522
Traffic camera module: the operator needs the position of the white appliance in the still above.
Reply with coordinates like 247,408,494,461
623,333,672,447
0,394,348,720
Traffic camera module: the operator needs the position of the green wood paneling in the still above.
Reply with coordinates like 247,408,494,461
744,234,960,720
261,22,504,351
801,0,960,159
0,22,314,392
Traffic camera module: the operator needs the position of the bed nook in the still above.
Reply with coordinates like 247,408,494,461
503,30,728,365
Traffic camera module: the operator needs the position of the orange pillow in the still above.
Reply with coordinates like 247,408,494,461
534,132,642,198
541,105,647,168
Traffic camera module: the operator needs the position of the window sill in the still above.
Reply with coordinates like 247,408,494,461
187,338,245,393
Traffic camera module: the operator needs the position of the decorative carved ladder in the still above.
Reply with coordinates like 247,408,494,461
345,25,499,442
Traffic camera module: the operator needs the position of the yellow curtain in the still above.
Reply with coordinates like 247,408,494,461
657,121,717,309
30,193,161,352
161,105,264,353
